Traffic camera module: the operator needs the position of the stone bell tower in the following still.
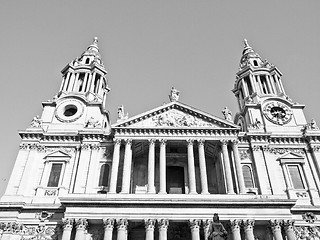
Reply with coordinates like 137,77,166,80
233,39,307,134
41,37,111,133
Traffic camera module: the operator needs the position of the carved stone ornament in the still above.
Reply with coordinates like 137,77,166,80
21,224,57,240
230,219,241,231
103,218,115,230
239,150,251,160
151,109,215,128
295,226,320,240
248,118,263,130
85,117,101,128
302,212,317,224
169,87,180,102
75,219,88,230
61,219,74,231
157,219,169,230
283,220,295,231
144,219,156,230
44,190,57,196
264,147,305,155
116,219,128,231
269,219,282,231
222,107,233,122
0,222,23,234
189,219,200,230
31,116,43,128
20,143,29,150
36,211,53,222
304,119,320,131
242,219,255,231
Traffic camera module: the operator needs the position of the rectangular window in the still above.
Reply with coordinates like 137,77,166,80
288,165,304,189
47,163,63,187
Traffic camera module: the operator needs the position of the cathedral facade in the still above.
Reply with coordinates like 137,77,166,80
1,38,320,240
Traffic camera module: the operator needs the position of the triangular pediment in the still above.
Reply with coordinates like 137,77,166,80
278,151,304,160
44,150,71,159
113,102,238,129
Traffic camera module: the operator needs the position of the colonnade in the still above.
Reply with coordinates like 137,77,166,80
108,138,246,194
60,218,296,240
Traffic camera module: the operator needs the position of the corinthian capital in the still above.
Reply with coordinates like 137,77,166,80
103,218,115,230
144,219,156,230
230,219,242,231
189,219,200,230
242,219,255,231
157,219,169,230
187,139,195,145
283,219,295,231
198,139,205,146
62,218,74,231
269,219,282,231
148,139,156,145
75,219,88,230
125,139,132,146
116,219,128,231
220,139,229,145
159,139,167,145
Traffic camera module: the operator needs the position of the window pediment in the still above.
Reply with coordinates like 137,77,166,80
277,152,305,164
44,150,71,162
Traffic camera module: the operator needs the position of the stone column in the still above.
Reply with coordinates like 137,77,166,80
269,220,283,240
243,219,255,240
221,140,235,194
144,219,156,240
147,139,156,193
159,139,167,194
249,75,257,93
103,218,115,240
121,139,133,194
232,140,246,194
187,139,197,194
283,220,296,240
109,139,121,193
241,79,249,97
61,218,74,240
75,219,88,240
203,219,212,240
158,219,169,240
116,219,128,240
198,140,209,194
230,220,242,240
189,219,201,240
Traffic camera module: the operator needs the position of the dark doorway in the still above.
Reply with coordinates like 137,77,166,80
166,166,185,194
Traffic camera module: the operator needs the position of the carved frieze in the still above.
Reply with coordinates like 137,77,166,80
135,109,217,128
21,224,57,240
302,212,317,224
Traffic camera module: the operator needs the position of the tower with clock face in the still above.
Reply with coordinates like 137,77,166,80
233,39,307,134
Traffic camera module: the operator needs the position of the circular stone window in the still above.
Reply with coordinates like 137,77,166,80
64,104,78,117
55,100,84,123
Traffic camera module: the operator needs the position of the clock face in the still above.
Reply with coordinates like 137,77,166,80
263,101,292,125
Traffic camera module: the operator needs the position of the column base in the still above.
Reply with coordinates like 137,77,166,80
158,191,167,194
201,191,210,195
189,191,198,195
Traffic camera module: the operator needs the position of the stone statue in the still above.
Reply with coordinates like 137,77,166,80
117,105,128,122
222,107,232,122
208,214,227,240
31,116,42,128
305,119,319,131
169,87,180,102
85,117,101,128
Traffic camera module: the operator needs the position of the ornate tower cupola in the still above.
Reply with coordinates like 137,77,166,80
40,37,111,133
234,39,286,110
233,40,307,133
59,37,110,104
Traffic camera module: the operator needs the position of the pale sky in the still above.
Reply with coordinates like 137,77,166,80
0,1,320,196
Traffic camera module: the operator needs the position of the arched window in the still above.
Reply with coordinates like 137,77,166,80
253,60,258,66
85,58,90,64
99,163,110,187
242,165,254,188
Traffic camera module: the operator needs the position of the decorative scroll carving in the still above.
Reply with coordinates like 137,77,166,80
296,191,308,198
148,139,156,145
21,224,56,240
144,219,155,230
151,109,215,127
75,219,88,230
82,144,91,150
230,219,241,231
295,226,320,240
220,140,229,146
31,116,42,128
311,146,320,152
242,219,255,231
283,220,295,231
198,139,205,146
0,222,23,234
189,219,200,230
114,139,122,145
252,145,261,152
159,139,167,145
169,87,180,102
157,219,169,230
116,219,128,231
302,212,317,224
85,117,101,128
91,144,100,150
103,219,114,230
269,219,282,231
19,143,29,150
125,139,132,146
35,211,53,222
61,219,74,231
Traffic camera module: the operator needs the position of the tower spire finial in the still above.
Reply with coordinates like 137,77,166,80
93,37,98,46
244,39,249,48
